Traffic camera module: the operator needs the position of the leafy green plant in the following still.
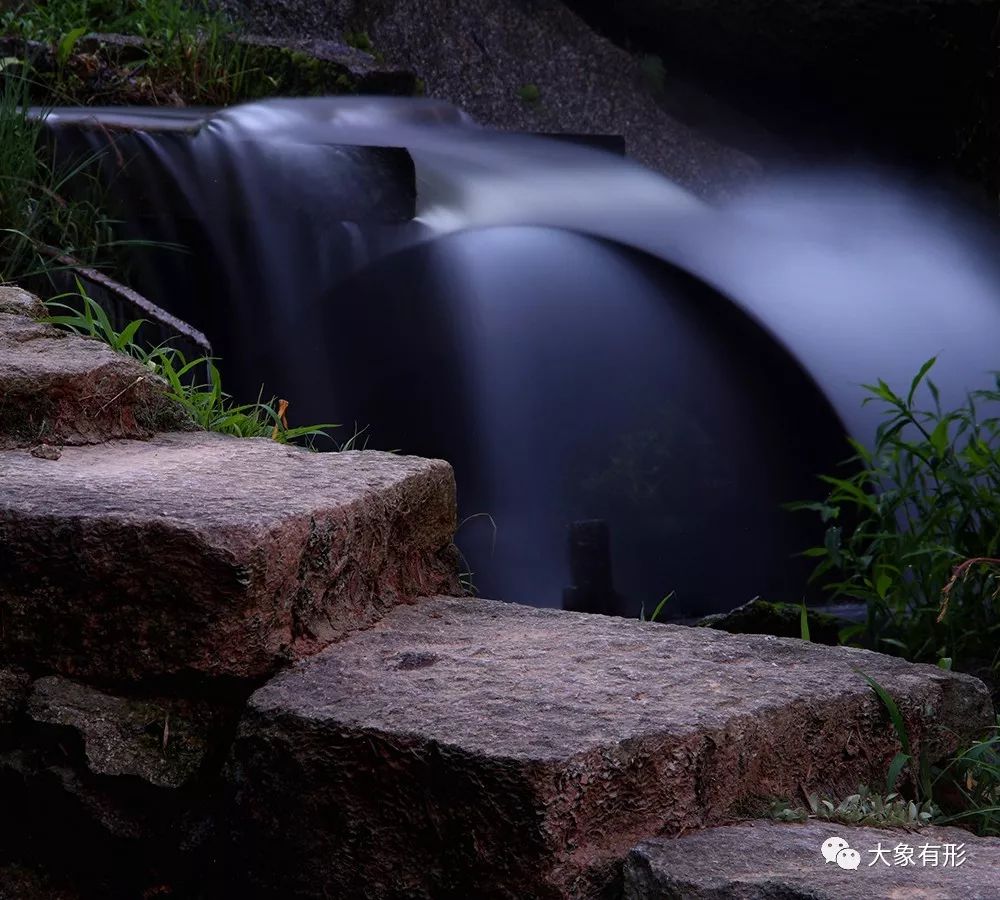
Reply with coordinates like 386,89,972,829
863,671,998,834
767,674,998,834
56,26,88,68
934,719,1000,836
789,358,1000,672
43,282,143,351
768,786,938,828
42,284,338,446
2,1,223,44
858,669,933,799
144,347,334,443
1,0,256,106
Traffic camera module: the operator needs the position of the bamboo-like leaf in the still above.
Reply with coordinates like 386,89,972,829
817,475,877,510
907,357,937,407
930,418,951,459
886,751,910,793
858,670,911,756
114,318,145,351
57,26,88,67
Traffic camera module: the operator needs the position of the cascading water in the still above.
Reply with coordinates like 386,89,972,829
42,97,1000,617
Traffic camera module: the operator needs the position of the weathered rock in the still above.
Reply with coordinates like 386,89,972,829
27,443,61,460
0,286,45,318
27,677,218,789
0,677,242,894
0,864,78,900
0,287,191,449
238,35,420,96
31,29,419,106
0,36,51,71
0,745,219,896
697,597,844,645
216,0,760,199
227,596,993,898
624,819,1000,899
67,30,418,94
1,747,165,845
0,432,460,681
0,667,30,732
74,32,148,63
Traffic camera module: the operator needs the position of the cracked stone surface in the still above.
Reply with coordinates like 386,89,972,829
0,432,460,681
624,820,1000,899
227,596,993,898
0,287,191,449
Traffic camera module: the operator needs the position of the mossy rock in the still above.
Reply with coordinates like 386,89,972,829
697,597,844,645
236,37,420,100
0,33,420,107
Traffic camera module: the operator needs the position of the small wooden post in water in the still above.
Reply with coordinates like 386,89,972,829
562,519,618,616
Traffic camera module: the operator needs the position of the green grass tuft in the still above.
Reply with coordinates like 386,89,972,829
0,74,130,284
1,0,257,106
42,281,340,447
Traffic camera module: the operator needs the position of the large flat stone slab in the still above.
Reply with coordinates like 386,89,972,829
624,820,1000,899
0,286,190,449
0,432,459,681
227,596,993,898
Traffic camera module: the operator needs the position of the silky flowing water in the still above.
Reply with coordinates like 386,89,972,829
40,98,1000,616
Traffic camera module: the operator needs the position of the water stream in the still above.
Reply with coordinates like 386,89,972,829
41,97,1000,616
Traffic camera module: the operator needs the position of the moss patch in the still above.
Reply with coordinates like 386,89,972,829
697,597,845,645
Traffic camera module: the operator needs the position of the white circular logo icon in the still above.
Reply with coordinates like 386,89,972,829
836,848,861,870
821,836,850,863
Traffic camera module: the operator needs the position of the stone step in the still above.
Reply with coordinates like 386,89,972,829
624,820,1000,899
0,286,189,450
0,432,460,682
226,596,994,898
